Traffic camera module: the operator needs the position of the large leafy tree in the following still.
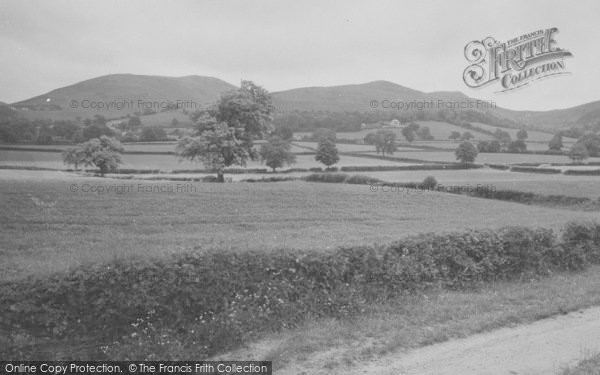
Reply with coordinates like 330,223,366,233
177,81,274,182
259,136,296,171
455,141,478,165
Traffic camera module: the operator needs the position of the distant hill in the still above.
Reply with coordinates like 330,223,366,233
496,101,600,131
12,74,236,121
271,81,430,112
272,81,600,133
6,75,600,133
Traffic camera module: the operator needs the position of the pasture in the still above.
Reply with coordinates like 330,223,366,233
0,149,414,171
326,121,495,142
2,170,599,282
471,122,576,143
363,168,600,198
363,150,593,164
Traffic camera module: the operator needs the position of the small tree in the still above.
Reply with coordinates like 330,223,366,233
455,141,478,165
449,131,461,141
548,134,563,151
315,138,339,167
259,136,296,171
401,127,415,143
508,139,527,153
494,129,512,146
517,129,529,140
374,130,397,155
406,122,420,132
421,176,438,189
569,143,589,163
417,126,434,140
63,136,124,176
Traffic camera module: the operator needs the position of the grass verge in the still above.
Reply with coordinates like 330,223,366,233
223,266,600,374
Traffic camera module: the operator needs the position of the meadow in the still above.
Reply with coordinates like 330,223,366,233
329,121,496,142
0,149,413,171
2,170,599,282
362,150,594,164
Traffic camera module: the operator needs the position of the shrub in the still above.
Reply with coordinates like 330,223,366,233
304,173,348,183
344,175,384,185
420,176,438,189
487,164,510,170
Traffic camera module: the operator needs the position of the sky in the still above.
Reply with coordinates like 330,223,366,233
0,0,599,111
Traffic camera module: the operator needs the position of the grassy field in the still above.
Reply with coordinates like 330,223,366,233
0,149,416,171
364,168,600,198
292,141,421,153
328,121,496,142
414,140,576,152
471,122,577,143
2,170,600,282
369,150,594,164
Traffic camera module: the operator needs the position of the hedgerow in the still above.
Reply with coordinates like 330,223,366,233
2,222,600,360
510,166,561,174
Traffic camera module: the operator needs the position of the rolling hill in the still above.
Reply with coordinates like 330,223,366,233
271,81,471,113
12,74,236,121
7,75,600,134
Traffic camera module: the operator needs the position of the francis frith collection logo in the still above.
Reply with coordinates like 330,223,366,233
463,27,573,92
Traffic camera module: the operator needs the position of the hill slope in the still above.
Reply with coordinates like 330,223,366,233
8,75,600,133
12,74,236,120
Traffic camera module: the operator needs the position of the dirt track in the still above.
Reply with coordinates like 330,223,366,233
345,307,600,375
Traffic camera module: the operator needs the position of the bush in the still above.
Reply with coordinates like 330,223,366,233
304,173,348,183
487,164,510,170
344,175,384,185
420,176,438,189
